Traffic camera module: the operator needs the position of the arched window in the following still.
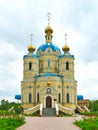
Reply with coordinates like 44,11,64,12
74,95,76,103
37,93,39,103
48,36,50,40
66,93,70,103
48,59,50,67
48,49,50,53
57,60,59,69
58,93,61,103
28,93,32,103
66,62,69,70
66,86,69,89
29,62,32,70
21,95,23,103
39,61,41,69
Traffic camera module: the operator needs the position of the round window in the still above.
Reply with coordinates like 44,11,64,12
46,88,51,93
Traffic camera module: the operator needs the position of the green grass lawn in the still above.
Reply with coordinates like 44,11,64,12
74,118,98,130
0,116,25,130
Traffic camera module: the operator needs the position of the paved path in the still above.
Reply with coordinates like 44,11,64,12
17,115,82,130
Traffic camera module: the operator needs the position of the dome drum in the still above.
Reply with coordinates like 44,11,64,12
37,43,61,55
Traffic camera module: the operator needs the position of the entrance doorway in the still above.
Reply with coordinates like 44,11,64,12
46,96,52,108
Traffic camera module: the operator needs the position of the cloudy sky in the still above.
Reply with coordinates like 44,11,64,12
0,0,98,102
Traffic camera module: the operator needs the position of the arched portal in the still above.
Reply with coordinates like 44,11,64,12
46,96,52,108
44,94,54,108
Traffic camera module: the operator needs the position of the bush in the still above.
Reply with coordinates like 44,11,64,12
74,118,98,130
25,111,39,116
0,115,25,130
80,111,98,115
59,111,72,117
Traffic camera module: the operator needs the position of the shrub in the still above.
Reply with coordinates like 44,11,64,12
74,118,98,130
0,115,25,130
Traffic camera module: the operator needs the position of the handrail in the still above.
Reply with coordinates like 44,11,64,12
76,105,84,113
40,103,43,116
59,104,74,110
26,104,40,111
55,103,59,116
24,104,40,114
84,106,90,112
58,104,74,114
77,105,83,111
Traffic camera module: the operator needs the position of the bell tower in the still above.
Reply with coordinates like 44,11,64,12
21,34,39,108
23,34,38,80
59,34,77,107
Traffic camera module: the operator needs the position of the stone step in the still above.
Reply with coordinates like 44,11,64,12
42,108,56,117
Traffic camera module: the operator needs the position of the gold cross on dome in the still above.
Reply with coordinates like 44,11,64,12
30,34,33,43
64,33,68,44
47,12,51,25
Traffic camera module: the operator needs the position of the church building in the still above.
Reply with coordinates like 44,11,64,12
21,14,77,115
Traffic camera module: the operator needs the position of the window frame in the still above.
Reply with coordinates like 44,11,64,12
58,93,61,103
66,61,69,70
48,59,51,67
29,62,32,70
37,93,39,103
66,93,70,103
28,93,32,103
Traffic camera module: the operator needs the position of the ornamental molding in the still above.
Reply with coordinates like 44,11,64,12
63,78,75,82
35,76,62,82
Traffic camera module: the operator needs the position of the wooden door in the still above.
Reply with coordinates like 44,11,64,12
46,96,52,108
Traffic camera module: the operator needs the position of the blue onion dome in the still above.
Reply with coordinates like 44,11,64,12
37,43,61,55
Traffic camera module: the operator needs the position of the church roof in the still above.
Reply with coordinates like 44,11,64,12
37,42,61,54
42,73,56,76
35,73,63,77
59,54,74,59
77,95,84,100
15,95,21,100
23,54,39,59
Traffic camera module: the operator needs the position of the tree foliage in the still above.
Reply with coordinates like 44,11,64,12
89,100,98,112
0,100,23,114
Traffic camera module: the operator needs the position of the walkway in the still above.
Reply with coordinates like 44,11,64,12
17,115,82,130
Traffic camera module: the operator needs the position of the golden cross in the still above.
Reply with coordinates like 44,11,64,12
64,33,68,44
47,12,51,25
30,34,33,43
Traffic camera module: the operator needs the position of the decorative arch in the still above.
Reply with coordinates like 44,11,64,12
44,94,54,108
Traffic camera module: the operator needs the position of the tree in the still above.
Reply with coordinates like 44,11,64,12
89,100,98,112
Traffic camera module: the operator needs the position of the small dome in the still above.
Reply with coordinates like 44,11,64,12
28,44,35,53
15,95,21,100
62,44,70,52
47,81,51,86
45,25,53,34
77,95,84,100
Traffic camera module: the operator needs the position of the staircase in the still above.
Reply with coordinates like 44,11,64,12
42,108,56,117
